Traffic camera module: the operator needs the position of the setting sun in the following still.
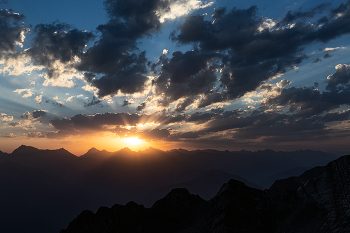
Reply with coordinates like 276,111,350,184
124,137,143,146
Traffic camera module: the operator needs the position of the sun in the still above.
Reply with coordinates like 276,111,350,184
124,137,143,145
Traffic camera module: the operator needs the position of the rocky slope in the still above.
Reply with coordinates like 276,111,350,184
297,154,350,232
61,179,331,233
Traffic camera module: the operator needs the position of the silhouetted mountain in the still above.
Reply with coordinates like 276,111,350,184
80,147,114,159
169,148,338,185
138,169,262,207
0,145,342,233
61,178,334,232
297,154,350,231
270,166,327,191
257,166,313,188
0,150,8,162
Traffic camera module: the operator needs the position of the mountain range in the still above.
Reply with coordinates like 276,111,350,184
61,153,350,232
0,145,341,233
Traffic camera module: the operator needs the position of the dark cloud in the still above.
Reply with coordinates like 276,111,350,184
175,97,196,112
136,102,146,111
313,58,322,63
76,0,184,97
277,3,331,26
1,133,15,138
84,96,104,107
153,49,220,107
102,0,171,39
26,132,45,138
262,87,336,117
45,100,63,108
172,6,261,51
26,22,95,79
32,110,46,118
122,99,134,106
323,53,332,59
134,128,171,140
167,108,348,144
329,0,350,18
304,1,350,43
262,64,350,118
326,64,350,90
8,122,19,127
0,9,28,57
167,2,350,108
322,110,350,122
78,40,148,96
47,112,187,138
50,113,144,132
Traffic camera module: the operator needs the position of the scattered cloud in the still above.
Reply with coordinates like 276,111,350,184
324,47,346,52
2,133,15,138
122,98,134,106
0,113,13,121
13,89,34,98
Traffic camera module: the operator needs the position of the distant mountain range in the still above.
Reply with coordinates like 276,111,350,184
0,145,341,233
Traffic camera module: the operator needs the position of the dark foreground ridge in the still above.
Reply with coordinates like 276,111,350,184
61,154,350,233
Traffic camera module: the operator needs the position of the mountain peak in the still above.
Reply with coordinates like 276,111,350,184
81,147,102,158
87,147,100,153
12,145,40,155
118,147,133,153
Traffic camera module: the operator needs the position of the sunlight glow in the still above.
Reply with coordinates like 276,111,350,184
124,137,143,145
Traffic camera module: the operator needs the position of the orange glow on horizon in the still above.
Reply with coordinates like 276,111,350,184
124,137,143,146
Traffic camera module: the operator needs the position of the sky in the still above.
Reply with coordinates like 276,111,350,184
1,0,350,155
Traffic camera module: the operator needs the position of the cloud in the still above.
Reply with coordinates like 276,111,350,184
136,102,146,111
76,0,203,98
157,0,214,23
5,110,48,130
323,53,332,59
47,112,186,138
8,122,20,127
153,49,220,107
0,9,29,58
35,95,42,103
122,98,134,106
312,58,322,63
84,96,104,107
13,89,34,98
25,23,94,86
277,3,331,26
26,132,45,138
2,133,15,138
324,46,346,52
261,64,350,118
326,64,350,90
66,96,75,102
31,110,46,118
168,2,350,108
0,113,13,121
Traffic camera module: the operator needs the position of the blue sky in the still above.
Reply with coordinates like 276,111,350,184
1,0,350,154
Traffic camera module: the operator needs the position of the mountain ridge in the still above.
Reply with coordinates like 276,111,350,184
0,145,343,233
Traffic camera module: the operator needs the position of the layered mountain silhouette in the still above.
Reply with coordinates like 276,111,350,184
61,153,350,232
0,145,340,233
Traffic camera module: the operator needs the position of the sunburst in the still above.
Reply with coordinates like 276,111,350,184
124,137,143,145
